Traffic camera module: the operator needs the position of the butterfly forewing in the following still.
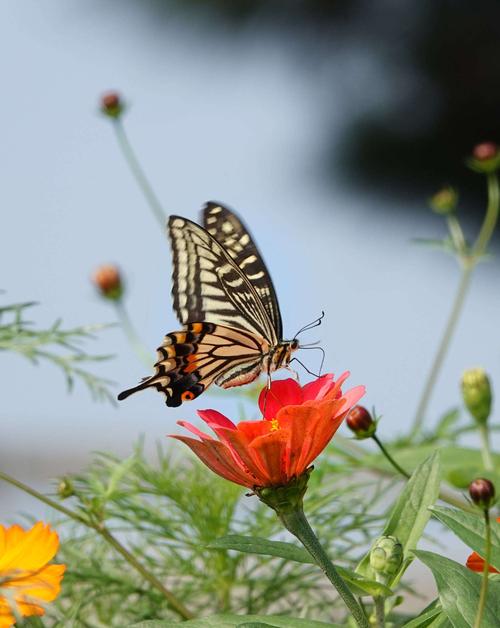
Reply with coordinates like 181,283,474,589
169,215,278,344
202,202,283,339
118,203,298,407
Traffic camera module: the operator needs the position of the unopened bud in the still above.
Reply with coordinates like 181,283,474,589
370,535,403,578
57,477,75,499
468,142,500,173
429,186,458,215
92,264,124,300
469,478,495,509
100,91,124,119
473,142,498,161
461,368,492,425
346,406,376,439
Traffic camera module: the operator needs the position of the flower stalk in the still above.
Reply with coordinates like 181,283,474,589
112,119,167,229
257,474,369,628
371,434,475,512
114,299,152,369
410,172,500,438
474,509,492,628
478,424,495,472
373,595,385,627
0,469,193,620
372,435,410,479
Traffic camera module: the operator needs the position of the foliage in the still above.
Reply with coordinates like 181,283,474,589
0,300,115,402
45,442,387,626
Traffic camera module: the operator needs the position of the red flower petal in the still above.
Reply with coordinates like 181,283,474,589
250,429,291,485
197,409,237,431
258,379,302,418
216,426,272,485
170,435,256,487
302,374,334,401
466,551,499,574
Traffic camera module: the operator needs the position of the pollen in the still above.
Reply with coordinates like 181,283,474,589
270,418,279,431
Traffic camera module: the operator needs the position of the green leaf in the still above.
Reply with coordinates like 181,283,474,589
403,600,451,627
430,506,500,571
434,408,461,438
414,550,500,627
210,535,392,597
209,535,311,563
356,452,441,585
360,445,500,480
129,615,341,628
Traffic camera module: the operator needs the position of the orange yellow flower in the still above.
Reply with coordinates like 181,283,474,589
0,522,65,627
171,372,364,489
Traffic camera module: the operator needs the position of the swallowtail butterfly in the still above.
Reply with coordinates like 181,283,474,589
118,202,302,407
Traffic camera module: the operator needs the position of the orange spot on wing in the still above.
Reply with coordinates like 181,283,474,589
182,391,195,401
191,323,203,333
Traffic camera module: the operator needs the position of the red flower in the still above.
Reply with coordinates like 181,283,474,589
466,517,500,574
170,373,365,489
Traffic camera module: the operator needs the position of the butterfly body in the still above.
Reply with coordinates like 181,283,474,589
118,203,300,407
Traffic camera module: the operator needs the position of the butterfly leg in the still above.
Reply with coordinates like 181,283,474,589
261,374,272,417
286,365,300,382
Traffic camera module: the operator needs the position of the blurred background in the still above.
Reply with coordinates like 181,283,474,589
2,0,500,606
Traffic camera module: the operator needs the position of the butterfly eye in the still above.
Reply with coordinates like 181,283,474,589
291,339,299,351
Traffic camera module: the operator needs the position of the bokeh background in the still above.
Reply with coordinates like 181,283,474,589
2,0,500,608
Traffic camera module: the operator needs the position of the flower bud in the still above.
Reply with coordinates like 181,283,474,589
346,406,376,439
57,477,75,499
429,186,458,215
461,368,492,425
100,91,124,119
468,142,500,173
473,142,498,161
469,478,495,509
370,535,403,578
92,264,124,301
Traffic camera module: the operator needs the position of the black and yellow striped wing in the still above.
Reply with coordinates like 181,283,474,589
169,213,278,345
118,203,288,407
202,202,283,339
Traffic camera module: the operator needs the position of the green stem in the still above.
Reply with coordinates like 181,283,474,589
372,435,410,479
474,173,500,256
478,424,495,472
473,509,491,628
279,507,369,627
0,470,193,620
410,172,500,439
112,119,167,229
447,214,467,256
374,595,385,627
370,436,475,512
114,300,153,369
410,264,473,438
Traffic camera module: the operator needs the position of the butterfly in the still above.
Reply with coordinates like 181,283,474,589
118,202,311,407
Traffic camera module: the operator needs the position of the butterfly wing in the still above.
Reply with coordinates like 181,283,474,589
202,202,283,339
169,214,278,345
117,323,267,407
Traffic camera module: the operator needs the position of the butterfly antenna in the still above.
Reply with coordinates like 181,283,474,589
293,311,325,338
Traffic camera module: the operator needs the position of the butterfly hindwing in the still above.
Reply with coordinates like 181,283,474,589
117,323,267,407
202,202,283,339
169,215,278,344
